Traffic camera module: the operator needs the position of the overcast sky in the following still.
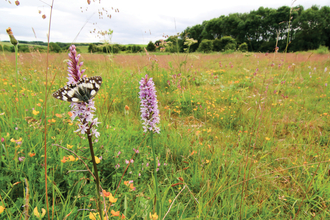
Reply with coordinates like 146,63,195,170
0,0,329,45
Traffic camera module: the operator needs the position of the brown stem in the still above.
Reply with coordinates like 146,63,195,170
44,1,55,219
86,127,103,220
24,178,29,220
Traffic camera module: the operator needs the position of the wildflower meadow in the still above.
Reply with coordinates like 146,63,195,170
1,42,330,219
1,2,330,220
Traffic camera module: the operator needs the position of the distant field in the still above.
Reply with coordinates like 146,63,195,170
77,45,89,53
0,41,35,46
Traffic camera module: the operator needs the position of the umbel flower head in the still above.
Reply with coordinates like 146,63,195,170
67,45,100,138
139,74,160,133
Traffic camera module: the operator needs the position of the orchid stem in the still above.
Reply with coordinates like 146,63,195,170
151,132,160,216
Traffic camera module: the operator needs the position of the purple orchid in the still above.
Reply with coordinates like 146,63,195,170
67,45,100,138
139,75,160,134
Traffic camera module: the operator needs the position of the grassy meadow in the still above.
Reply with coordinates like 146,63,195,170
1,50,330,219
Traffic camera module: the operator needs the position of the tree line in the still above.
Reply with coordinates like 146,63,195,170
171,5,330,53
0,42,93,53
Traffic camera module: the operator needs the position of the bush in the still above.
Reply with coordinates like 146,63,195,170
35,46,47,53
0,45,11,52
146,41,156,52
132,45,141,53
75,47,81,53
197,39,213,53
121,45,127,51
219,36,237,51
49,42,61,53
223,49,235,54
238,42,248,52
10,45,30,52
213,39,221,51
316,45,329,54
88,43,98,53
224,43,236,51
103,45,120,54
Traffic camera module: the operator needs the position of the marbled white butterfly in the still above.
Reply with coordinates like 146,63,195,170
52,76,102,103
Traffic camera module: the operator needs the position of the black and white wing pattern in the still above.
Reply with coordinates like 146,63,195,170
52,76,102,103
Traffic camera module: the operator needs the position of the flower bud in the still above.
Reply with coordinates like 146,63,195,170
6,27,18,46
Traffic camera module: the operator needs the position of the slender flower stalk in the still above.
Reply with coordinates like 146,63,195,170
66,45,103,219
139,74,161,215
6,28,19,105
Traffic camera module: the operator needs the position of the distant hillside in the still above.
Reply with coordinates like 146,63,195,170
0,41,149,54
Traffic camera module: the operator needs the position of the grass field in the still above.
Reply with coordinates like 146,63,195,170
1,50,330,219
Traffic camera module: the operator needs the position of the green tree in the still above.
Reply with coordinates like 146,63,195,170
219,36,237,51
197,39,213,53
88,43,97,53
183,24,205,52
131,45,141,53
319,6,330,49
213,39,222,51
0,44,10,52
49,42,61,53
292,5,323,50
238,42,248,52
121,45,127,51
146,41,156,52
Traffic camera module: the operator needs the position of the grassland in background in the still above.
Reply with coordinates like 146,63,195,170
1,51,330,219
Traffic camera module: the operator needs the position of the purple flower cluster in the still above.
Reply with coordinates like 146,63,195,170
67,45,100,138
67,45,85,84
139,75,160,133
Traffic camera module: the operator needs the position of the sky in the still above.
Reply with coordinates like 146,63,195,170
0,0,329,45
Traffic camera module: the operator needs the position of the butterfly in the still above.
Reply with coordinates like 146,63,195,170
52,76,102,103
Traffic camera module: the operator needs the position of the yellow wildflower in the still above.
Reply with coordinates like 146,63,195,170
149,212,158,220
32,110,39,115
0,206,5,214
68,155,75,162
95,156,100,164
89,212,104,220
67,144,73,149
33,206,46,218
109,193,118,203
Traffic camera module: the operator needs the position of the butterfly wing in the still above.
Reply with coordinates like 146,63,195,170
80,76,102,100
52,76,102,103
